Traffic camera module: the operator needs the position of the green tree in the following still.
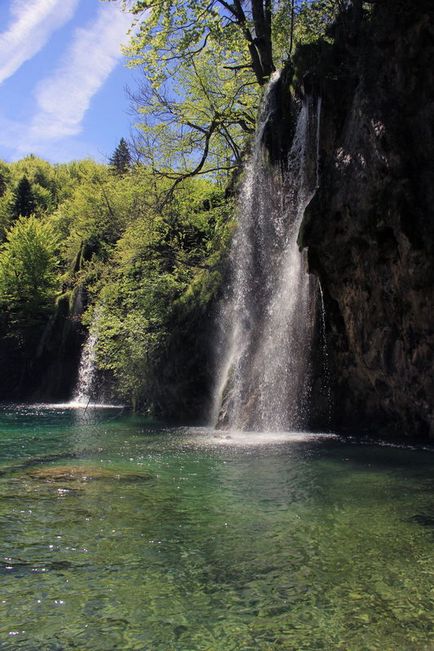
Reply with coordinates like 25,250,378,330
107,0,280,186
0,216,59,327
53,161,154,280
12,176,37,218
0,161,11,198
88,178,231,412
120,0,277,86
110,138,132,175
109,0,344,188
0,216,60,395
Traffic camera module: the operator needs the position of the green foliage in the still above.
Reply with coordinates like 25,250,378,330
294,1,343,46
11,155,66,212
0,152,232,412
87,179,232,411
109,0,266,181
0,161,11,198
0,188,15,238
0,216,59,331
0,156,83,238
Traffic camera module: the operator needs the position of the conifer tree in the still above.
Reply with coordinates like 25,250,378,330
13,176,36,218
0,163,9,198
109,138,131,175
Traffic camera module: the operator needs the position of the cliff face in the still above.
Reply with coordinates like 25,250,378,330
300,1,434,438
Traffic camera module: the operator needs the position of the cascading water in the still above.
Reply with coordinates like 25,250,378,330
318,281,332,427
212,73,322,432
72,331,98,405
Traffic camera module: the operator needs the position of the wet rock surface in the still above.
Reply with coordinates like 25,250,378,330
298,1,434,438
25,465,152,483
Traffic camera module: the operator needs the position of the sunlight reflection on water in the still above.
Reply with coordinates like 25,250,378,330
29,402,124,410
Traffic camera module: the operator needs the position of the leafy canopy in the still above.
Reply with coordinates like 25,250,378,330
107,0,344,188
0,216,59,324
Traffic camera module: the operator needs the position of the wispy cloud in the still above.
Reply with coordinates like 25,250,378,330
0,0,80,85
18,4,131,152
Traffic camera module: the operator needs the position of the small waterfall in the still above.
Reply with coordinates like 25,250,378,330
212,73,322,431
318,281,332,427
72,331,98,405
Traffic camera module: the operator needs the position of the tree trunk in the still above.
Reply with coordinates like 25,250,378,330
250,0,275,84
352,0,363,32
230,0,275,86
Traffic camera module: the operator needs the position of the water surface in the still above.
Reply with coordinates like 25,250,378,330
1,405,434,649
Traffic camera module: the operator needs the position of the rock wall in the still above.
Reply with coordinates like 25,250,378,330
299,0,434,438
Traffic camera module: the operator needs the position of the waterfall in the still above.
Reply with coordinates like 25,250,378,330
318,281,332,427
212,73,322,432
72,331,98,405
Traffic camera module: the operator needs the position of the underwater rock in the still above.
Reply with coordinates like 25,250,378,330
25,465,151,483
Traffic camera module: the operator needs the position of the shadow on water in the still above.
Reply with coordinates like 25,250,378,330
409,513,434,529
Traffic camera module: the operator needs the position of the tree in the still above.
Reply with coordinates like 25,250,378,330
54,161,155,277
129,48,258,197
0,215,60,394
0,162,11,198
109,0,343,189
12,176,37,218
0,216,59,327
90,177,231,412
109,0,269,190
119,0,277,86
110,138,132,175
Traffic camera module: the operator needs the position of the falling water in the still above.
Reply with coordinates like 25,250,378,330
72,331,98,405
318,281,332,427
213,73,322,431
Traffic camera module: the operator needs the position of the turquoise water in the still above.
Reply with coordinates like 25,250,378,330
2,406,434,650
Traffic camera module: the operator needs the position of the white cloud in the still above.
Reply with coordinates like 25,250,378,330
0,112,99,163
19,4,131,151
0,0,80,85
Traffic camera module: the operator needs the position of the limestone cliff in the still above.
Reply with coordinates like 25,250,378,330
299,0,434,438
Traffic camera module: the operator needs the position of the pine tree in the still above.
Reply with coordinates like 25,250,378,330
0,163,9,198
0,173,6,199
109,138,131,175
13,176,36,218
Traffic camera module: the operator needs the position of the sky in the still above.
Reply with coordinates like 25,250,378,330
0,0,137,163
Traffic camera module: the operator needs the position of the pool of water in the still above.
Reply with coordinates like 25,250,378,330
1,405,434,650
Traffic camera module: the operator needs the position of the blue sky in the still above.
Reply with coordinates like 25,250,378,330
0,0,137,163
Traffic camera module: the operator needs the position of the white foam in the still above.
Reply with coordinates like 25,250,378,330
27,402,123,410
185,428,336,447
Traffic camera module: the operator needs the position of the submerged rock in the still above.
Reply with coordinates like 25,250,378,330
25,465,151,483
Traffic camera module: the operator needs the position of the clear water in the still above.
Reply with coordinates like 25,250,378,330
2,405,434,650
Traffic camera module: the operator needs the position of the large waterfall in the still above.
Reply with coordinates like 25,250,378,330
213,73,322,432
